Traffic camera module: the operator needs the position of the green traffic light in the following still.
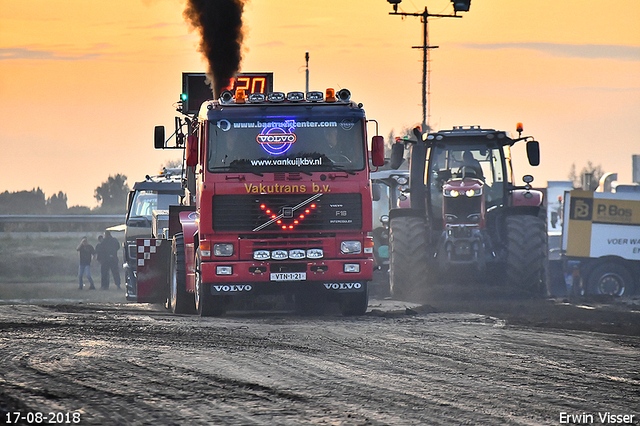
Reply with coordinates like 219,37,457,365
180,93,188,101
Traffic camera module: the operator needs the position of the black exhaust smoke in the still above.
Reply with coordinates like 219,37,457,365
184,0,245,98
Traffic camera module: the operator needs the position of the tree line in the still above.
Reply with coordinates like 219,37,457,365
0,174,130,215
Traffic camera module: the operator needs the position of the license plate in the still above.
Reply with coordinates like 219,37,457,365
270,272,307,281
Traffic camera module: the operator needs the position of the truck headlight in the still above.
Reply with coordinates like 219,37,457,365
216,266,233,275
271,250,288,260
214,243,234,257
289,249,306,259
344,263,360,273
306,248,324,259
253,250,270,260
341,241,361,254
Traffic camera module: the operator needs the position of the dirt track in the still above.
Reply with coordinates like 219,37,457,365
0,282,638,425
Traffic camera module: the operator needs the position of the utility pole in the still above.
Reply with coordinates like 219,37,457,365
387,1,469,132
305,51,310,94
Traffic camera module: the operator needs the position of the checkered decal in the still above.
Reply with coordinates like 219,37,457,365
137,239,163,267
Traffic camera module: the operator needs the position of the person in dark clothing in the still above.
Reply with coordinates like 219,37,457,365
95,235,106,287
100,230,121,290
461,150,484,180
76,237,95,290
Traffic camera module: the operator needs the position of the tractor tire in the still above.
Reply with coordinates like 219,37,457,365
587,262,634,297
194,256,226,317
505,215,549,297
389,216,431,301
169,233,195,314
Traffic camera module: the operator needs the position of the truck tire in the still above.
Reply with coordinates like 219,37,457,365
587,262,634,297
340,283,369,316
169,233,195,314
389,216,430,301
194,256,226,316
505,215,549,297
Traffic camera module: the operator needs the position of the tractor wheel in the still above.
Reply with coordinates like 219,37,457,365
194,255,226,317
169,233,195,314
389,216,431,301
505,215,549,297
587,262,634,297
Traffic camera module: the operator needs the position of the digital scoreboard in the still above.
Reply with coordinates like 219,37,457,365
181,72,274,114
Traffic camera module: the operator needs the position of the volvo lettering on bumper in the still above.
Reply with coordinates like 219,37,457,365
212,284,253,293
323,282,363,291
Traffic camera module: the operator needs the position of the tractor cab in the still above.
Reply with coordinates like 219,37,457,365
428,142,506,231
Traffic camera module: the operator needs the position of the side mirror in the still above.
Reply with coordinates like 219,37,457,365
389,142,405,170
186,134,198,167
154,126,165,149
371,136,385,167
526,140,540,166
126,190,135,219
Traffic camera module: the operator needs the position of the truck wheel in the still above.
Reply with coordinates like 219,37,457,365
169,233,195,314
389,216,430,301
340,283,369,316
587,263,634,297
505,215,549,297
124,267,137,301
194,256,226,316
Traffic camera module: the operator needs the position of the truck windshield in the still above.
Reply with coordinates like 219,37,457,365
129,190,181,219
207,113,366,173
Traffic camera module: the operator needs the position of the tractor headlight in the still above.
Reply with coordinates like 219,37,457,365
444,189,460,197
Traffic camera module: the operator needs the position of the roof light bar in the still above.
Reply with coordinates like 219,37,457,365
286,91,305,102
267,92,285,102
219,90,234,104
248,93,266,103
306,91,324,102
337,88,351,102
234,88,246,104
325,88,336,102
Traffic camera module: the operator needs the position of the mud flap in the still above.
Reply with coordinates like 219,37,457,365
136,238,171,303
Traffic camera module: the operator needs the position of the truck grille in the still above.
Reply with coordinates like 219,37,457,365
212,193,362,232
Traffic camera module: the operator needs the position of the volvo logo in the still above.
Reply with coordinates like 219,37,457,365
323,282,362,290
212,284,253,293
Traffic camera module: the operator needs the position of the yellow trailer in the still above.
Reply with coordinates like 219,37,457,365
562,189,640,296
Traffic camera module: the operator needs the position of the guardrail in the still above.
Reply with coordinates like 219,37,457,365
0,215,125,223
0,215,125,232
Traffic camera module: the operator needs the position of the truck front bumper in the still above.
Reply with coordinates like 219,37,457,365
199,258,373,296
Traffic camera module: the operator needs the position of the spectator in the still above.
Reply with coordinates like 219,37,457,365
101,230,121,290
76,237,95,290
95,235,106,286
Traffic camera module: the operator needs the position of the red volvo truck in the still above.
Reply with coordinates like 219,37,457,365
139,74,385,316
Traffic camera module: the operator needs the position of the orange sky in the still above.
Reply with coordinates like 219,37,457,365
1,0,639,207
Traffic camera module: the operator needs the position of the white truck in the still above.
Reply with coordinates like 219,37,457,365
562,189,640,296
